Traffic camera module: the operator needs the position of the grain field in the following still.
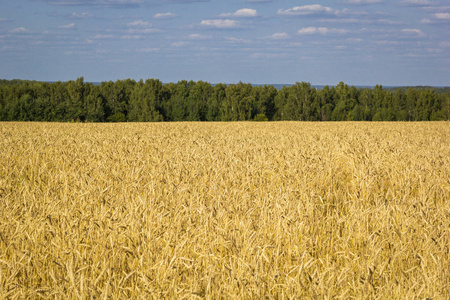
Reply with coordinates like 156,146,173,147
0,122,449,299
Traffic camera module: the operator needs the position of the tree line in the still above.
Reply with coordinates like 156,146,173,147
0,78,449,122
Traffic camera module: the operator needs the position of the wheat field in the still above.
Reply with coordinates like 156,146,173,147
0,122,449,299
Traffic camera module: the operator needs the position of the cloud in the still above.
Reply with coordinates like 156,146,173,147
278,5,337,16
343,0,382,4
376,40,402,45
401,28,425,36
188,33,212,40
128,28,161,33
58,23,76,29
121,34,143,39
420,12,450,23
200,19,240,29
10,27,31,33
346,38,363,42
128,20,151,27
65,50,89,55
0,18,9,22
400,0,434,6
225,37,251,44
250,53,286,59
71,12,92,18
434,12,450,20
93,34,114,39
320,18,360,23
171,41,190,47
269,32,288,39
377,19,402,25
162,0,209,3
126,20,160,33
154,12,177,19
220,8,258,18
137,48,160,52
297,27,348,35
0,46,14,51
38,0,144,7
246,0,271,2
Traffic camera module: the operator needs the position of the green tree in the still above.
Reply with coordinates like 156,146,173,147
128,79,163,122
393,89,407,121
207,83,226,121
273,87,290,120
331,82,357,121
405,88,417,121
66,77,86,121
85,84,105,122
254,85,277,120
315,86,334,121
223,82,255,121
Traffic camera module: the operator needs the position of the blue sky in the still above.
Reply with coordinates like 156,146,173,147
1,0,449,86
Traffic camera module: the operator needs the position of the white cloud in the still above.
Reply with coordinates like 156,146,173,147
128,20,151,27
71,12,91,18
297,27,348,35
137,48,160,52
126,20,160,33
154,12,177,19
58,23,76,29
426,47,443,54
278,5,336,16
377,19,402,25
434,13,450,20
1,46,14,51
188,33,212,40
220,8,258,18
94,34,114,39
171,41,190,47
200,19,240,29
41,0,144,6
250,53,286,59
400,0,434,5
65,50,89,55
270,32,288,39
164,0,208,2
401,28,425,36
376,40,400,45
225,37,251,43
121,35,143,39
405,52,420,58
10,27,31,33
346,38,363,42
128,28,161,33
343,0,382,3
320,18,360,23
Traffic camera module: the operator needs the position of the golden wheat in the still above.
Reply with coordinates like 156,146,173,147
0,122,449,299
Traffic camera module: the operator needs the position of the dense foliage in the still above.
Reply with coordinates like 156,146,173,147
0,78,449,121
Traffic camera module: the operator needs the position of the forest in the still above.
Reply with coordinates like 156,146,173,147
0,78,449,122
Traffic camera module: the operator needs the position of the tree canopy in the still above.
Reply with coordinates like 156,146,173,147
0,78,449,122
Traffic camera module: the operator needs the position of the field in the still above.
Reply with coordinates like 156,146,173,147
0,122,449,299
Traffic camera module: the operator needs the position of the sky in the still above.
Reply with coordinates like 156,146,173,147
0,0,449,86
